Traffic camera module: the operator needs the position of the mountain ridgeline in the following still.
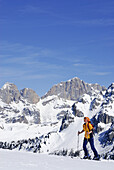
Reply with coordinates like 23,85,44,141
42,77,106,100
0,77,106,104
0,83,40,104
0,77,114,160
0,77,109,125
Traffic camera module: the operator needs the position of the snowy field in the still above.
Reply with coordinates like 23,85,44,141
0,150,113,170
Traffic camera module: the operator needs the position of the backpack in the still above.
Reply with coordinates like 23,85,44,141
87,122,95,138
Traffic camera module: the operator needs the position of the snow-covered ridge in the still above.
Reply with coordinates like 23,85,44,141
0,79,113,160
1,82,13,90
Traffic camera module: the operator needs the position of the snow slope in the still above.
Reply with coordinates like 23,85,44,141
0,150,113,170
0,82,113,160
0,92,113,159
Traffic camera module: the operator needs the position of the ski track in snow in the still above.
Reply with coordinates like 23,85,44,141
0,150,113,170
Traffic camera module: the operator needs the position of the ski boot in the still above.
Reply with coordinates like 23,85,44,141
93,155,100,161
83,155,91,160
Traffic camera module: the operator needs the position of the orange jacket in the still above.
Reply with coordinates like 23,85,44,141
83,122,93,139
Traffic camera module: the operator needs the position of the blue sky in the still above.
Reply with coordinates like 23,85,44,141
0,0,114,96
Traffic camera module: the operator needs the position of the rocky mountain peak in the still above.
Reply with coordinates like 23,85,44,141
20,88,40,104
1,82,14,90
0,82,20,104
42,77,106,101
0,83,40,104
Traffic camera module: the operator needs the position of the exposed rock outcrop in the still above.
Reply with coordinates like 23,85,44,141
42,77,106,100
0,83,40,104
0,83,41,124
0,83,20,104
59,111,74,132
20,88,40,104
72,103,84,117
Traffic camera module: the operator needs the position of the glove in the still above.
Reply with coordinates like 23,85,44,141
78,131,80,135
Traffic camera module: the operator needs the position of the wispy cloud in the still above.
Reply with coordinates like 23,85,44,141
0,54,12,58
0,41,57,58
74,63,91,67
17,5,114,27
0,67,31,78
0,65,61,81
93,72,111,76
96,1,114,15
74,61,114,70
0,41,36,53
0,41,73,67
2,3,114,29
25,61,63,70
0,41,65,82
63,18,114,27
73,61,113,77
25,73,60,80
1,41,113,83
18,5,50,15
2,56,33,64
18,5,70,20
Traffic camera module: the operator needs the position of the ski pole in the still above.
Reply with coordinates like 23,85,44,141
77,133,79,151
87,133,88,141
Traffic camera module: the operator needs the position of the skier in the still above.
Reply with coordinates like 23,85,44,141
78,117,100,160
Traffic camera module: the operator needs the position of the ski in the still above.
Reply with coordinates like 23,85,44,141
80,157,101,161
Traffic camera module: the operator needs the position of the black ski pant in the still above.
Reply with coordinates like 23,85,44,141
83,137,99,157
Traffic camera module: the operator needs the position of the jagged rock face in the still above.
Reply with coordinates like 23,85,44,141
0,82,41,124
91,84,114,134
59,111,74,132
0,83,40,104
97,112,113,124
72,103,84,117
6,115,29,124
22,108,40,124
20,88,40,104
71,83,114,136
42,77,106,100
91,83,106,92
90,97,102,110
0,102,40,124
97,83,114,125
99,122,114,146
105,83,114,97
0,83,20,104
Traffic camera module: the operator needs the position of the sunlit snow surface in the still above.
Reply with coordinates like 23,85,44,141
0,94,113,156
0,150,114,170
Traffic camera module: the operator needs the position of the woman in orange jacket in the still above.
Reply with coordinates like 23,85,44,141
78,117,100,160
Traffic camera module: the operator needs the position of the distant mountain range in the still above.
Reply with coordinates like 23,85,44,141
0,82,40,104
42,77,106,100
0,77,113,160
